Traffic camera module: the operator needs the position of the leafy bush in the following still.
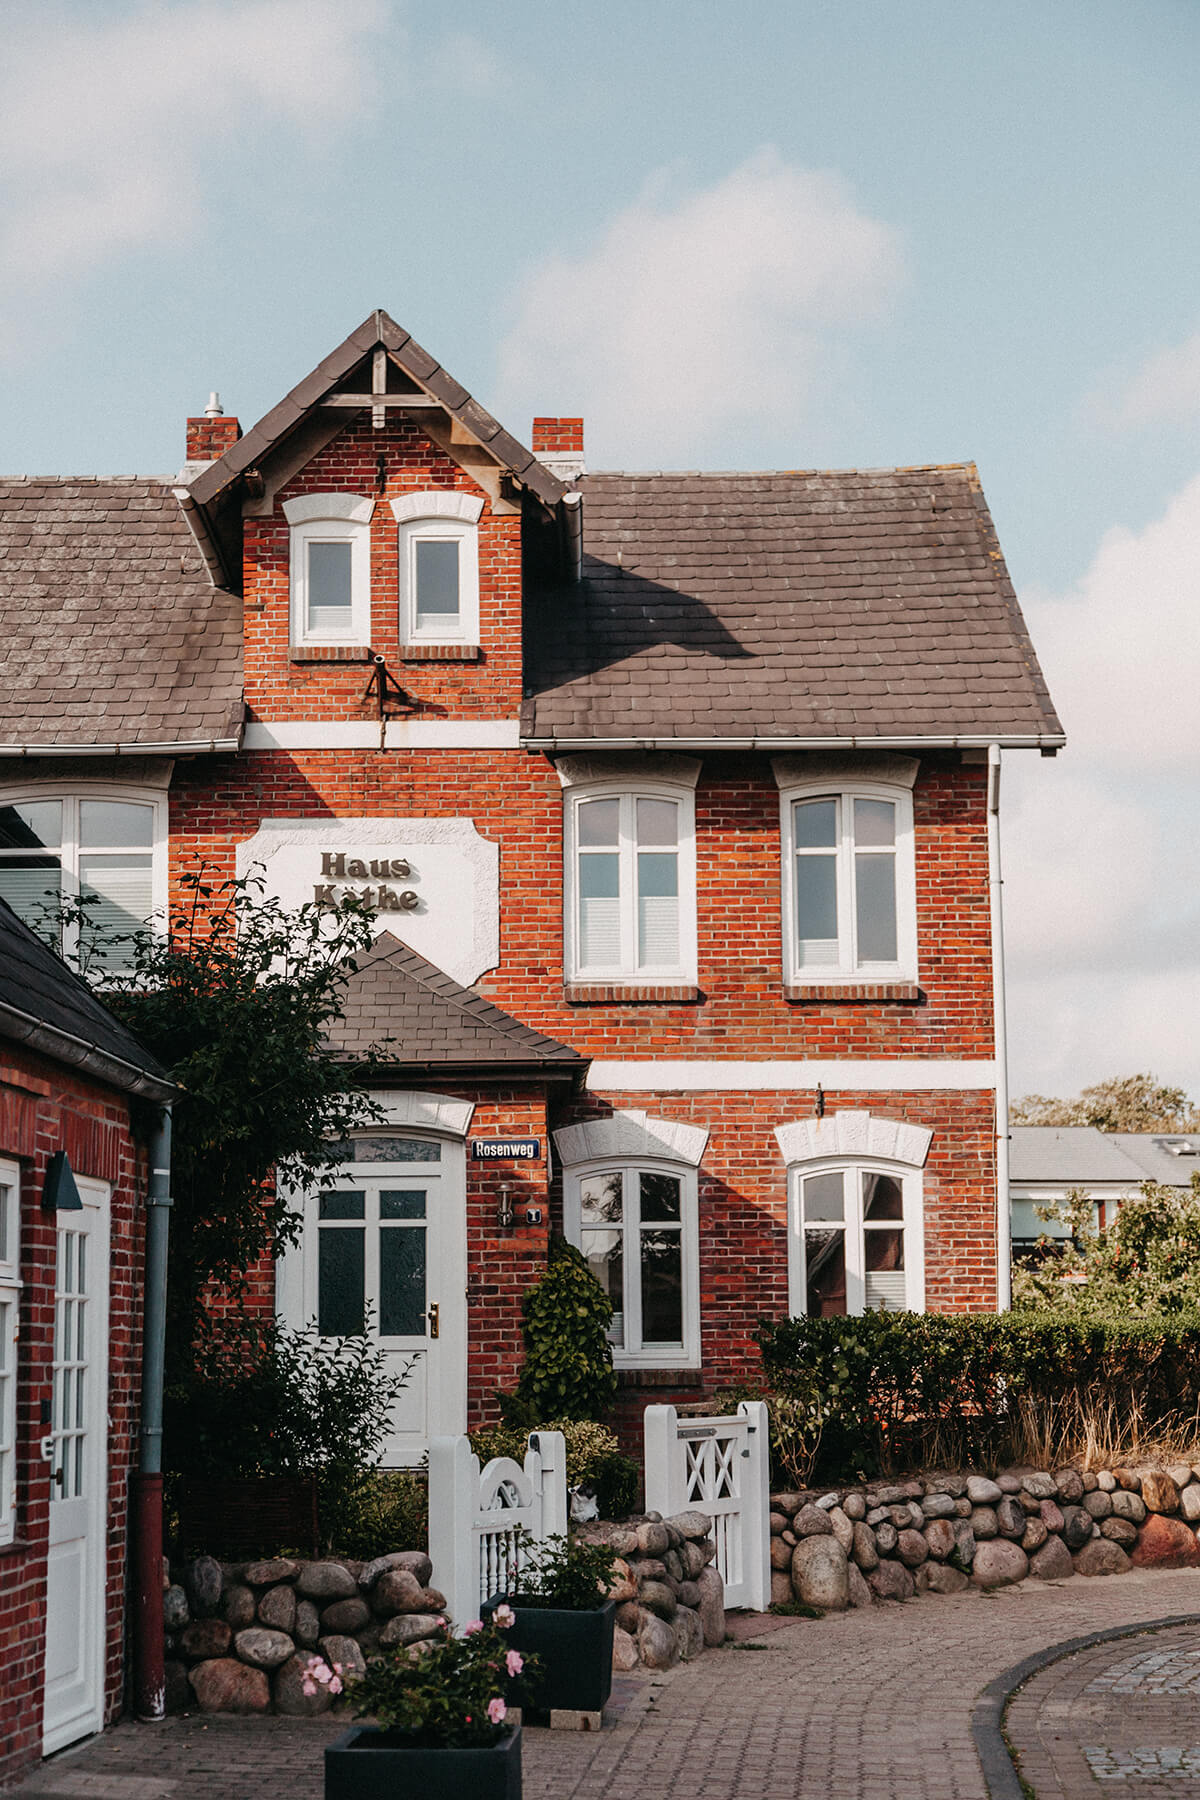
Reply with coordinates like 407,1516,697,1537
324,1468,429,1557
498,1235,616,1425
498,1530,617,1611
340,1609,534,1746
755,1308,1200,1480
469,1418,638,1519
1014,1178,1200,1315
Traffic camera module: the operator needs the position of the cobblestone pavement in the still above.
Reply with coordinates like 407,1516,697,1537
12,1568,1200,1800
1004,1619,1200,1798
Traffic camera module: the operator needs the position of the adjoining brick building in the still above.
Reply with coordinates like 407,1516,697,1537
0,310,1063,1488
0,899,173,1786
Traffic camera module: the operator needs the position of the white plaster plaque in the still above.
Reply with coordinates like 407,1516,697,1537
236,818,499,987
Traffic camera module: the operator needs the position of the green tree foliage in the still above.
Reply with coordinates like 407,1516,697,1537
84,872,383,1377
1014,1176,1200,1315
1012,1072,1200,1131
500,1236,616,1425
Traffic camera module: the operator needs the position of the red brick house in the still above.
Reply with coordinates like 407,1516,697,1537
0,898,173,1785
0,309,1063,1478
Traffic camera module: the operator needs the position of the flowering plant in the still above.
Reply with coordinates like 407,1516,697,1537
307,1607,539,1748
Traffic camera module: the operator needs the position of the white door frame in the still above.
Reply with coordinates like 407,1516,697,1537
276,1129,467,1465
43,1176,109,1756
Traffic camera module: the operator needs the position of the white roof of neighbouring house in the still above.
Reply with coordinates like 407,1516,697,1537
1010,1125,1200,1188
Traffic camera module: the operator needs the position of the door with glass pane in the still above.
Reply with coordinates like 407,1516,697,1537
279,1136,466,1466
43,1182,109,1755
791,1165,916,1318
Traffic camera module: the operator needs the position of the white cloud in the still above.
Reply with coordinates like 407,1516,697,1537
0,0,387,293
496,150,902,466
1003,472,1200,1099
1093,328,1200,430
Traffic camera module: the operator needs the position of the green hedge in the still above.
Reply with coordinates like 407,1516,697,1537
754,1310,1200,1481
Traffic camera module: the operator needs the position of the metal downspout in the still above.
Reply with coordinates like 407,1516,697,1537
133,1106,172,1720
987,745,1012,1310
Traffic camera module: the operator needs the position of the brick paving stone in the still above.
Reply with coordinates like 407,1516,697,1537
10,1568,1200,1799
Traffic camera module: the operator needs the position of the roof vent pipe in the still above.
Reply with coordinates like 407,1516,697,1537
204,392,223,417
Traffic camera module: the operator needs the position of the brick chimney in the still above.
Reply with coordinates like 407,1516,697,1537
532,417,585,484
185,392,240,465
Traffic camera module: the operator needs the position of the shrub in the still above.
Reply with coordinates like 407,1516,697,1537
498,1235,616,1425
1014,1177,1200,1315
324,1468,429,1557
500,1530,617,1611
469,1418,638,1519
339,1609,535,1746
755,1309,1200,1480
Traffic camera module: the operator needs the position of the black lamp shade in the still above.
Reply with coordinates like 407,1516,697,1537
43,1151,83,1212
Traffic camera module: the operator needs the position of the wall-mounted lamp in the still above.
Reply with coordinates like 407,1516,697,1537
496,1182,515,1232
43,1150,83,1213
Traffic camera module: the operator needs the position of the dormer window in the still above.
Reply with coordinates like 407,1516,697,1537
284,493,374,647
391,491,483,647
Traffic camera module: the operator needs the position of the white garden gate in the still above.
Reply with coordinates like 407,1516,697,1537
643,1401,770,1611
428,1431,567,1632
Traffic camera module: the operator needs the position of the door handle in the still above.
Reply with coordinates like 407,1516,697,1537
427,1302,439,1340
53,1467,65,1488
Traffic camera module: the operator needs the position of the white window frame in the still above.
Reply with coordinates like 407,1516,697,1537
0,1157,20,1546
284,493,374,647
391,491,484,646
786,1158,925,1317
563,1156,701,1369
563,781,698,984
779,780,917,984
0,785,168,970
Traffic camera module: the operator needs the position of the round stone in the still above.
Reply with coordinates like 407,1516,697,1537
996,1497,1026,1539
222,1585,256,1630
794,1503,834,1537
1141,1471,1182,1514
185,1556,223,1618
1101,1516,1138,1546
257,1584,297,1635
843,1493,866,1521
180,1618,232,1660
234,1627,294,1670
875,1522,898,1555
896,1529,928,1569
971,1506,998,1540
827,1506,854,1553
673,1607,705,1662
923,1519,955,1561
295,1562,357,1602
1054,1470,1084,1502
1083,1490,1113,1520
636,1521,670,1556
318,1634,366,1679
1039,1499,1065,1533
847,1562,873,1608
243,1558,299,1587
321,1597,369,1634
852,1523,879,1570
359,1551,432,1589
379,1611,443,1647
696,1566,725,1646
163,1585,190,1632
665,1510,712,1539
274,1652,335,1715
637,1613,677,1670
1110,1490,1146,1523
612,1625,639,1671
1074,1539,1132,1577
1130,1514,1200,1568
1021,1517,1048,1553
867,1560,914,1601
372,1569,426,1616
1060,1506,1094,1550
925,1562,970,1595
1020,1473,1056,1499
294,1600,320,1648
1030,1536,1074,1581
971,1540,1029,1588
951,1520,977,1567
189,1656,270,1713
921,1493,956,1519
638,1580,677,1621
791,1536,849,1611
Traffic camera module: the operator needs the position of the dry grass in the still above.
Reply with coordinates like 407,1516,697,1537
1005,1390,1200,1473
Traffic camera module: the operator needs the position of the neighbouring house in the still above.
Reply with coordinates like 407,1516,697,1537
0,309,1063,1483
0,898,174,1786
1009,1125,1200,1256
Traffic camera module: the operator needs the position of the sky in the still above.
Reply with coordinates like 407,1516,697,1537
1,0,1197,1103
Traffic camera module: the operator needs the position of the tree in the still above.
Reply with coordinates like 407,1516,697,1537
87,872,384,1378
1011,1073,1200,1133
1013,1175,1200,1315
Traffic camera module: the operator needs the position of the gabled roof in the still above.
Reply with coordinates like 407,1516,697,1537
1009,1126,1200,1187
522,465,1064,749
188,309,566,512
0,897,175,1101
0,478,242,753
326,933,586,1079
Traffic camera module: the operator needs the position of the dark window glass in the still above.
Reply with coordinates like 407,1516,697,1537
380,1226,426,1335
805,1228,847,1316
864,1227,904,1272
864,1173,903,1220
319,1190,365,1220
380,1189,426,1220
639,1172,681,1223
318,1228,364,1334
640,1229,682,1343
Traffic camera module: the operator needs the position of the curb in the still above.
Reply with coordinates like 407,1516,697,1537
972,1612,1200,1798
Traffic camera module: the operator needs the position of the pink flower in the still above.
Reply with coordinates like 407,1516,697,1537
434,1616,446,1628
463,1620,484,1636
328,1676,343,1696
493,1604,515,1628
487,1697,507,1725
300,1677,317,1698
506,1650,524,1677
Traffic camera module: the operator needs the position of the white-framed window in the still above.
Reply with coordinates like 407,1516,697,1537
779,782,916,983
564,784,697,983
284,493,374,647
0,1157,20,1546
391,491,484,645
564,1159,700,1368
788,1161,925,1317
0,788,167,972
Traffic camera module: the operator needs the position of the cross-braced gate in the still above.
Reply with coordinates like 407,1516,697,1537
643,1401,770,1611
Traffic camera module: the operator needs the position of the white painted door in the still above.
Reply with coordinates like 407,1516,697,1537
43,1180,109,1755
279,1134,466,1466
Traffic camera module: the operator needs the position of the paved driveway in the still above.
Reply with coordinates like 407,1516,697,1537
13,1567,1200,1799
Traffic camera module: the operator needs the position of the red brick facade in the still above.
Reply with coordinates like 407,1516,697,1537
0,1048,145,1789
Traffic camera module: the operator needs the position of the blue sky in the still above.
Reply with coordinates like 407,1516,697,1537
2,0,1197,1100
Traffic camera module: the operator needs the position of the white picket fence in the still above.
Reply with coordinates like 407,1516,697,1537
643,1401,770,1611
428,1430,568,1632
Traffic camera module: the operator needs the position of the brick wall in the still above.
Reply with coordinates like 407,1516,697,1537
0,1046,144,1790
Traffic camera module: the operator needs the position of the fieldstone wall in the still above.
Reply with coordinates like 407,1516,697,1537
164,1551,445,1715
576,1509,726,1671
773,1462,1200,1610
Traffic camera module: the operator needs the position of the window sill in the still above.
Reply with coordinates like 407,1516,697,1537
288,645,375,663
615,1367,703,1388
783,982,923,1004
399,643,482,662
564,983,701,1005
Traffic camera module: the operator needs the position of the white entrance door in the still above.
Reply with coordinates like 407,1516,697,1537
279,1134,466,1465
43,1179,109,1755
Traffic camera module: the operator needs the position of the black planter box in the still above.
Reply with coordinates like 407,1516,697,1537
483,1597,616,1717
324,1723,521,1800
